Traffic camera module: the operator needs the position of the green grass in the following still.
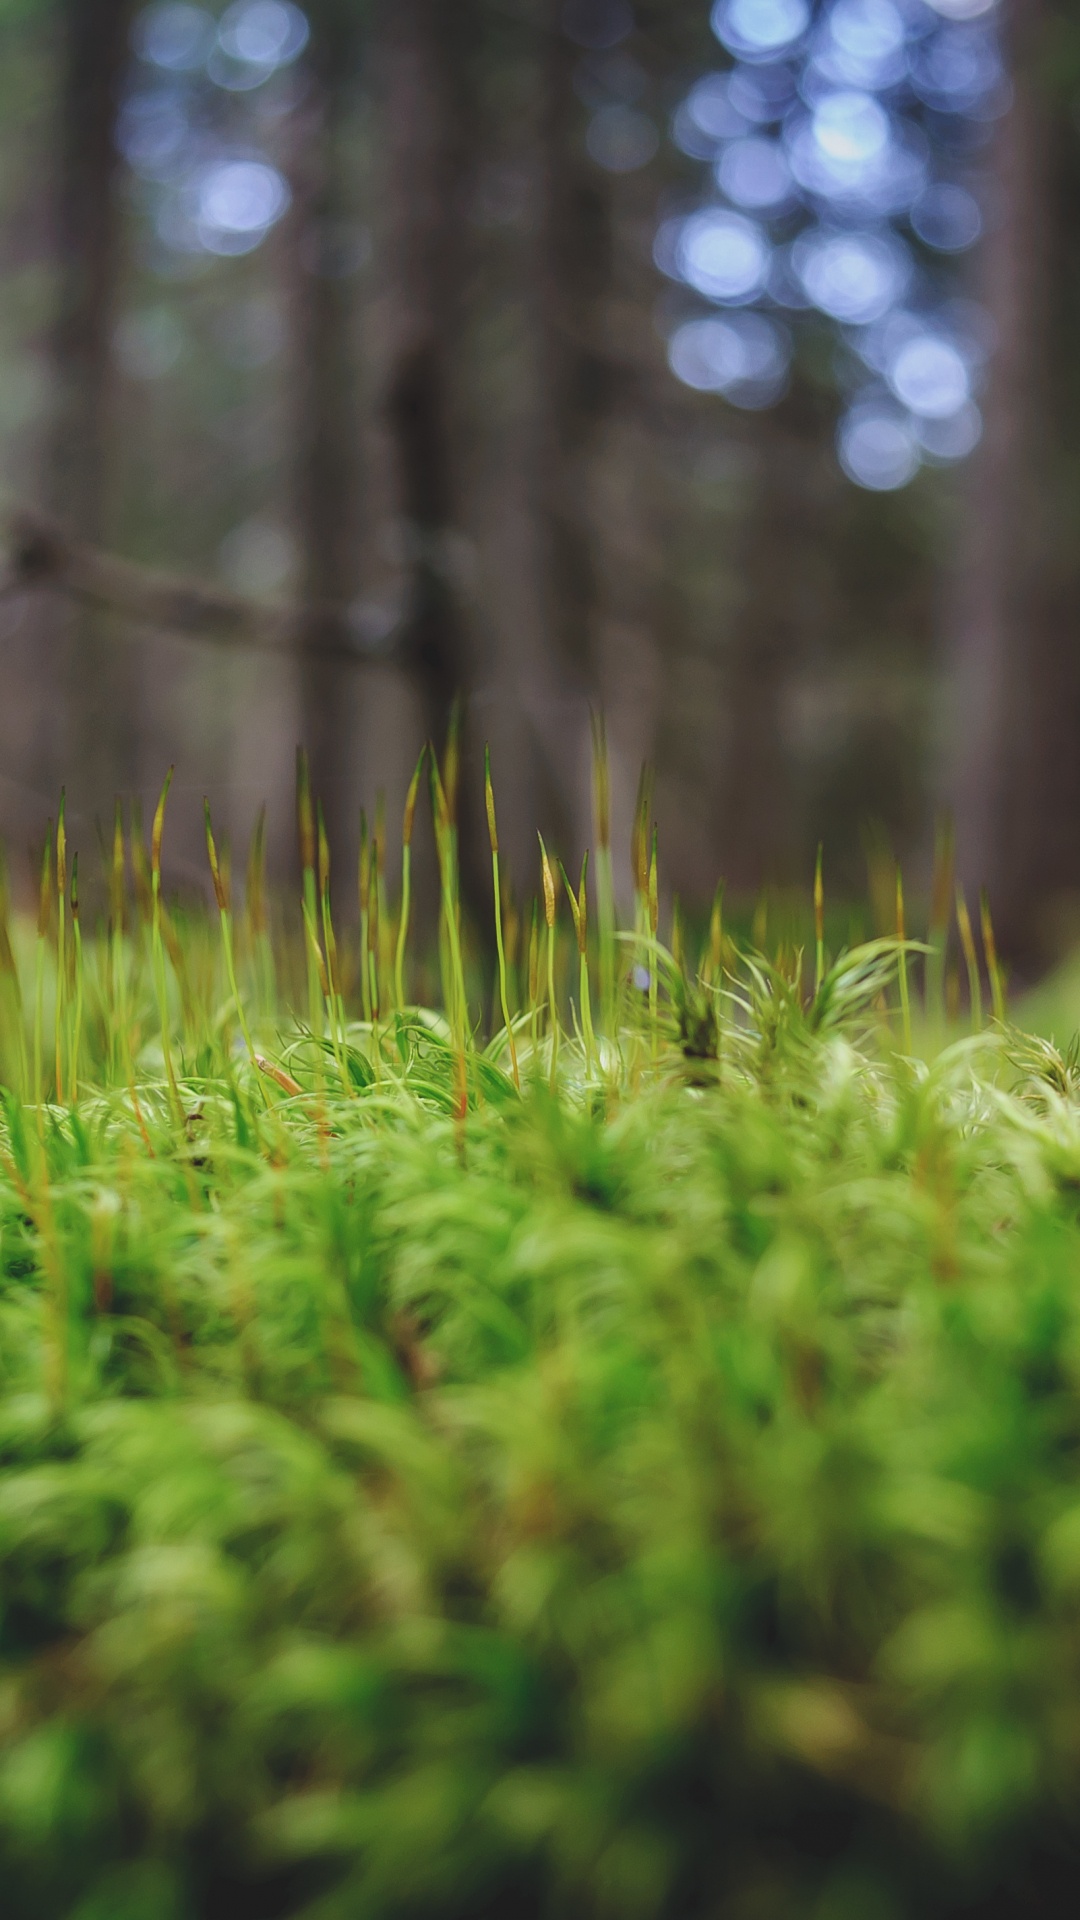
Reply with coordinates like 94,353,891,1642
3,760,1080,1918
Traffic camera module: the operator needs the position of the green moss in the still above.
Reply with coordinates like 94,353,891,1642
0,783,1079,1916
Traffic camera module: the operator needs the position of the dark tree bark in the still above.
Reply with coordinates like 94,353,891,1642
534,5,613,700
940,0,1080,975
287,0,365,866
376,0,499,934
52,0,133,539
52,0,136,805
377,0,472,755
493,0,619,866
945,0,1050,963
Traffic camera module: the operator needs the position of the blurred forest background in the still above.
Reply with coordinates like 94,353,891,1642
0,0,1077,968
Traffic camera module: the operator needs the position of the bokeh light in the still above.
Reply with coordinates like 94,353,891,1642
787,95,929,214
126,3,308,262
208,3,310,92
117,92,192,182
813,90,889,168
815,0,906,89
134,3,215,72
911,182,982,251
728,64,794,120
794,228,910,323
915,400,982,459
192,158,291,254
908,26,1005,116
924,0,995,17
677,72,750,150
676,209,771,302
667,311,791,405
887,333,971,417
217,1,309,67
659,0,1001,488
838,404,920,488
711,0,810,62
717,136,792,208
124,0,1004,494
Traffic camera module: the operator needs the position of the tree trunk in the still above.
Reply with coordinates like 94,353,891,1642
534,5,612,699
52,0,132,539
528,1,616,856
52,0,135,807
376,0,496,932
945,0,1055,967
287,0,365,868
378,0,472,756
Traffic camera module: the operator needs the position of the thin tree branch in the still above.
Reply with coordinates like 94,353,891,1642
1,508,388,669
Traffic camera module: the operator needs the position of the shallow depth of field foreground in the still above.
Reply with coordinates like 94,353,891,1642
4,763,1080,1920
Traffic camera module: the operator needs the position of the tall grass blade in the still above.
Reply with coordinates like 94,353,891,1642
648,826,659,1042
814,843,825,996
151,768,182,1122
33,823,51,1116
0,850,26,1097
591,712,617,1029
317,803,349,1085
955,884,982,1032
296,747,322,1041
246,803,274,1017
560,850,595,1074
70,853,83,1106
54,792,66,1103
980,888,1006,1026
630,762,653,935
395,748,425,1011
926,814,954,1024
895,865,912,1055
108,801,123,1083
539,833,559,1090
374,792,392,1015
206,799,269,1108
430,750,468,1053
485,747,520,1089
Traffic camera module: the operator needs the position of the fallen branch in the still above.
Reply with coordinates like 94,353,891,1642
1,508,382,668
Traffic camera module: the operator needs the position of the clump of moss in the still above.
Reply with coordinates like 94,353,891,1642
0,756,1076,1919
